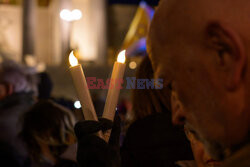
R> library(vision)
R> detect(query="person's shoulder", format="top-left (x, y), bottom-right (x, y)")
top-left (222, 144), bottom-right (250, 167)
top-left (127, 112), bottom-right (172, 133)
top-left (55, 158), bottom-right (78, 167)
top-left (123, 112), bottom-right (173, 145)
top-left (0, 92), bottom-right (34, 110)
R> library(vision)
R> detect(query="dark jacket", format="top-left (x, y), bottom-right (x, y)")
top-left (121, 112), bottom-right (194, 167)
top-left (31, 158), bottom-right (78, 167)
top-left (0, 141), bottom-right (30, 167)
top-left (0, 93), bottom-right (34, 166)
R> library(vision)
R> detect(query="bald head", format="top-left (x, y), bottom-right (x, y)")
top-left (148, 0), bottom-right (250, 160)
top-left (148, 0), bottom-right (250, 67)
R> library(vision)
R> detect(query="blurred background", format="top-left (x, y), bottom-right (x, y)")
top-left (0, 0), bottom-right (159, 110)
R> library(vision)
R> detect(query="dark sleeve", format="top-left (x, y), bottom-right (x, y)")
top-left (74, 119), bottom-right (121, 167)
top-left (55, 159), bottom-right (78, 167)
top-left (77, 135), bottom-right (120, 167)
top-left (121, 138), bottom-right (140, 167)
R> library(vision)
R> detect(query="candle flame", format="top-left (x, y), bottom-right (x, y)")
top-left (117, 50), bottom-right (126, 63)
top-left (69, 51), bottom-right (78, 67)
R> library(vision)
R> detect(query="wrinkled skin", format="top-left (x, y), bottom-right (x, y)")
top-left (185, 125), bottom-right (222, 167)
top-left (147, 0), bottom-right (250, 160)
top-left (191, 139), bottom-right (222, 167)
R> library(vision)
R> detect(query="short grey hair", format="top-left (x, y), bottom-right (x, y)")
top-left (0, 59), bottom-right (38, 95)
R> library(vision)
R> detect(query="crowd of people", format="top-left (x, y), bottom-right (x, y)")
top-left (0, 59), bottom-right (79, 167)
top-left (1, 0), bottom-right (250, 167)
top-left (0, 57), bottom-right (226, 167)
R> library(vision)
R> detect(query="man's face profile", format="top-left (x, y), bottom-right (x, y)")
top-left (148, 0), bottom-right (250, 160)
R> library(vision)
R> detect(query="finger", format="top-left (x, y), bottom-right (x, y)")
top-left (98, 118), bottom-right (113, 132)
top-left (74, 121), bottom-right (103, 139)
top-left (109, 114), bottom-right (121, 146)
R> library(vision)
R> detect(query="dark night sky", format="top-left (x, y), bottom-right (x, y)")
top-left (108, 0), bottom-right (160, 6)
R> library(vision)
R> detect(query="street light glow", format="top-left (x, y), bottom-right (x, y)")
top-left (60, 9), bottom-right (82, 22)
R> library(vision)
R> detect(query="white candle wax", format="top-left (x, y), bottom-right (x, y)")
top-left (69, 51), bottom-right (103, 138)
top-left (102, 50), bottom-right (126, 141)
top-left (70, 66), bottom-right (97, 120)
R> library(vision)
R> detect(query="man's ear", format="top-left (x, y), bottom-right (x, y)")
top-left (206, 22), bottom-right (246, 91)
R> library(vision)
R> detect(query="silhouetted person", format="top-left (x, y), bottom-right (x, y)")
top-left (121, 56), bottom-right (194, 167)
top-left (20, 100), bottom-right (77, 167)
top-left (0, 59), bottom-right (37, 166)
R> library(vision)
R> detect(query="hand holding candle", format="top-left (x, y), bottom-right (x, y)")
top-left (102, 50), bottom-right (126, 141)
top-left (69, 51), bottom-right (103, 138)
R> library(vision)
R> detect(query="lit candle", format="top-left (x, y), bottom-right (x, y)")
top-left (69, 51), bottom-right (103, 138)
top-left (102, 50), bottom-right (126, 141)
